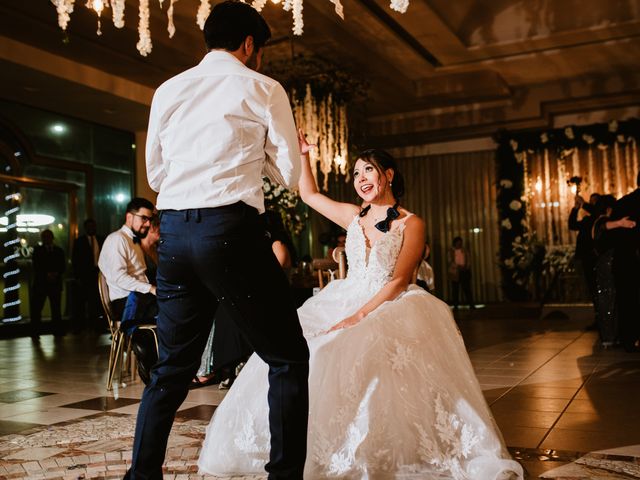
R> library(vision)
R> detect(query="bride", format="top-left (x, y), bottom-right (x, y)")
top-left (198, 132), bottom-right (523, 479)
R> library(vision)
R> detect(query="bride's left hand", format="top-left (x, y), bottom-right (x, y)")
top-left (327, 313), bottom-right (361, 333)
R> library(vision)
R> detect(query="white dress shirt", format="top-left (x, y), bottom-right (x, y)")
top-left (146, 50), bottom-right (301, 213)
top-left (98, 225), bottom-right (151, 301)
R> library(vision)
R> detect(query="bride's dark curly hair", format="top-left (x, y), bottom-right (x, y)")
top-left (356, 149), bottom-right (405, 200)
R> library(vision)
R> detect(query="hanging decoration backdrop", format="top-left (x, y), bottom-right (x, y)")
top-left (496, 118), bottom-right (640, 300)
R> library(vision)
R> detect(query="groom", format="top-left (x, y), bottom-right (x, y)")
top-left (125, 2), bottom-right (310, 479)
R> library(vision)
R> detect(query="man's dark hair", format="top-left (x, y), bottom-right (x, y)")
top-left (203, 1), bottom-right (271, 51)
top-left (452, 236), bottom-right (463, 245)
top-left (126, 197), bottom-right (154, 213)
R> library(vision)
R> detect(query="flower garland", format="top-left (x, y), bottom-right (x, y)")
top-left (265, 55), bottom-right (368, 191)
top-left (51, 0), bottom-right (411, 55)
top-left (263, 178), bottom-right (307, 236)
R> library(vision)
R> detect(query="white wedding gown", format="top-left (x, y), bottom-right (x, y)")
top-left (198, 216), bottom-right (523, 479)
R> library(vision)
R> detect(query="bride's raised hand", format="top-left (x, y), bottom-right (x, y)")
top-left (297, 129), bottom-right (315, 156)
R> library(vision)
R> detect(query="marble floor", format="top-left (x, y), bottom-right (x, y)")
top-left (0, 306), bottom-right (639, 479)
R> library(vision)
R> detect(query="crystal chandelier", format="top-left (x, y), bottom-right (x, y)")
top-left (50, 0), bottom-right (411, 56)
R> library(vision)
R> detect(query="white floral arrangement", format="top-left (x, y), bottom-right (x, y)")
top-left (501, 232), bottom-right (543, 287)
top-left (542, 245), bottom-right (575, 275)
top-left (263, 178), bottom-right (307, 236)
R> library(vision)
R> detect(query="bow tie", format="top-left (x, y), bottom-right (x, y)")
top-left (133, 236), bottom-right (141, 245)
top-left (374, 203), bottom-right (400, 233)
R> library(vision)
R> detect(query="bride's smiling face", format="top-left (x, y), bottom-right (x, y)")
top-left (353, 159), bottom-right (389, 203)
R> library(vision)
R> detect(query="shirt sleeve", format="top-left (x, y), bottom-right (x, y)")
top-left (146, 90), bottom-right (166, 193)
top-left (263, 82), bottom-right (301, 189)
top-left (98, 235), bottom-right (152, 295)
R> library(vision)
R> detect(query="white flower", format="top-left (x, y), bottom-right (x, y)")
top-left (509, 200), bottom-right (522, 211)
top-left (564, 127), bottom-right (575, 140)
top-left (499, 179), bottom-right (513, 189)
top-left (515, 152), bottom-right (524, 164)
top-left (540, 132), bottom-right (549, 143)
top-left (617, 135), bottom-right (625, 143)
top-left (504, 258), bottom-right (515, 269)
top-left (509, 139), bottom-right (518, 151)
top-left (582, 134), bottom-right (594, 144)
top-left (501, 218), bottom-right (512, 230)
top-left (609, 120), bottom-right (618, 132)
top-left (514, 236), bottom-right (522, 243)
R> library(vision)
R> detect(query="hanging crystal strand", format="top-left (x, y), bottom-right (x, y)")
top-left (632, 138), bottom-right (639, 188)
top-left (587, 145), bottom-right (595, 194)
top-left (320, 98), bottom-right (330, 190)
top-left (522, 151), bottom-right (532, 232)
top-left (625, 142), bottom-right (633, 193)
top-left (613, 142), bottom-right (624, 198)
top-left (52, 0), bottom-right (76, 31)
top-left (599, 145), bottom-right (610, 194)
top-left (282, 0), bottom-right (293, 11)
top-left (196, 0), bottom-right (211, 30)
top-left (556, 152), bottom-right (567, 244)
top-left (167, 0), bottom-right (178, 37)
top-left (341, 104), bottom-right (349, 181)
top-left (112, 0), bottom-right (125, 28)
top-left (325, 94), bottom-right (335, 189)
top-left (544, 148), bottom-right (553, 245)
top-left (571, 148), bottom-right (580, 176)
top-left (136, 0), bottom-right (152, 56)
top-left (291, 0), bottom-right (303, 35)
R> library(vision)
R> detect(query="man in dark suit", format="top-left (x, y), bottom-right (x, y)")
top-left (568, 192), bottom-right (600, 327)
top-left (71, 218), bottom-right (103, 333)
top-left (126, 3), bottom-right (309, 479)
top-left (611, 173), bottom-right (640, 351)
top-left (30, 229), bottom-right (66, 338)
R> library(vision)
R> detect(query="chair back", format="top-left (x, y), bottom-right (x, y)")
top-left (98, 271), bottom-right (117, 336)
top-left (331, 247), bottom-right (347, 280)
top-left (312, 258), bottom-right (340, 289)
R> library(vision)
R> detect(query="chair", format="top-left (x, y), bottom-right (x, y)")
top-left (313, 250), bottom-right (347, 289)
top-left (98, 271), bottom-right (128, 390)
top-left (98, 272), bottom-right (158, 390)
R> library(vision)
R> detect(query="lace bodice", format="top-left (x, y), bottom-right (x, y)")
top-left (344, 215), bottom-right (406, 293)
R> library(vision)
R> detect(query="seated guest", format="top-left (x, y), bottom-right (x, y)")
top-left (98, 197), bottom-right (158, 382)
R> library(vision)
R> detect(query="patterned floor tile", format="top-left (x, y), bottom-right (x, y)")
top-left (0, 390), bottom-right (54, 404)
top-left (59, 396), bottom-right (140, 411)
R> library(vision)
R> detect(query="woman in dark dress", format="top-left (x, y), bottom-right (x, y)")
top-left (592, 195), bottom-right (636, 347)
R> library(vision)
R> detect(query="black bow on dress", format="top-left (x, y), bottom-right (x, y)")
top-left (374, 203), bottom-right (400, 233)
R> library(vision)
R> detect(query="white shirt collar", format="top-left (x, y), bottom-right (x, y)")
top-left (120, 224), bottom-right (135, 239)
top-left (200, 50), bottom-right (245, 67)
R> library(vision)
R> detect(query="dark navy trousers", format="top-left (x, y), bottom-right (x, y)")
top-left (126, 202), bottom-right (309, 480)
